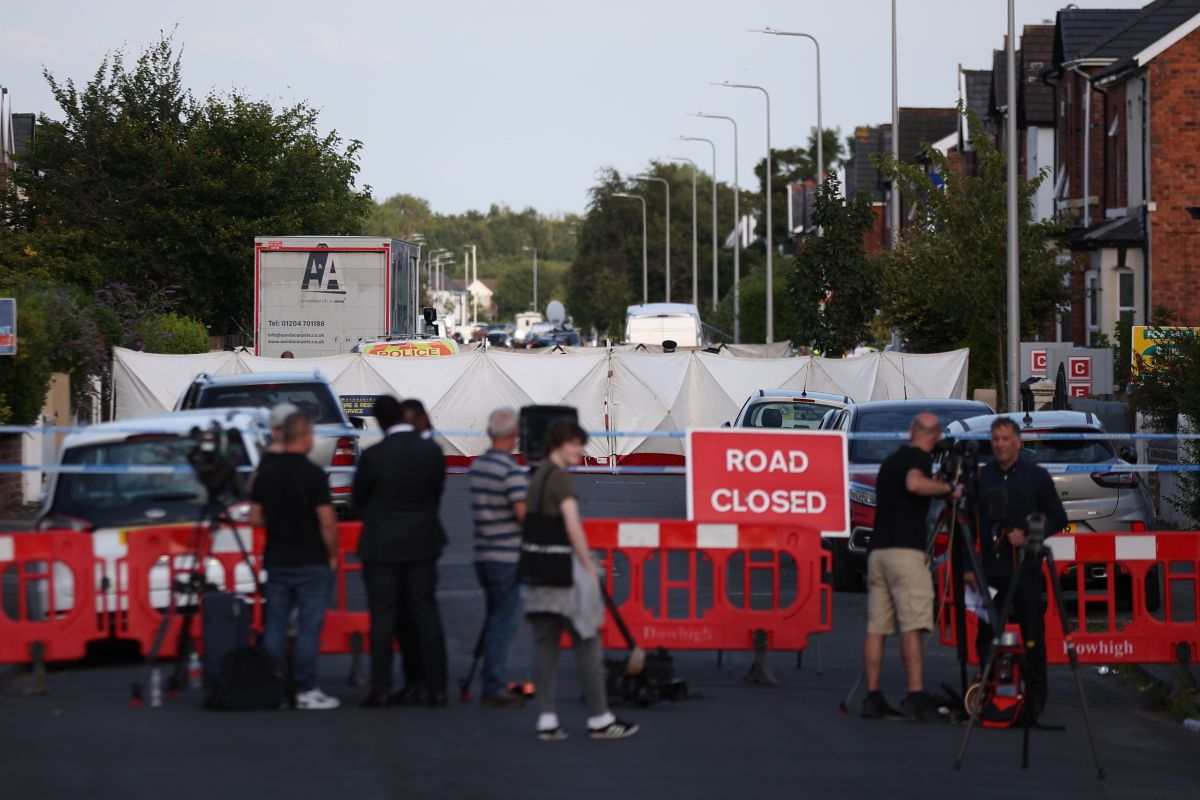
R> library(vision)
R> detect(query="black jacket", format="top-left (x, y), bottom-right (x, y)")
top-left (977, 454), bottom-right (1068, 579)
top-left (353, 431), bottom-right (447, 563)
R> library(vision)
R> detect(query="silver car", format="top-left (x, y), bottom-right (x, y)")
top-left (729, 389), bottom-right (854, 430)
top-left (945, 410), bottom-right (1158, 609)
top-left (175, 371), bottom-right (361, 517)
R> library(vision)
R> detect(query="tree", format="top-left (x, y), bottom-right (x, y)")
top-left (3, 34), bottom-right (372, 335)
top-left (707, 271), bottom-right (798, 346)
top-left (753, 127), bottom-right (848, 246)
top-left (874, 109), bottom-right (1071, 402)
top-left (134, 312), bottom-right (210, 354)
top-left (787, 174), bottom-right (880, 354)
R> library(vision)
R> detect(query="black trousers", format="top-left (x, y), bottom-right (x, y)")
top-left (975, 564), bottom-right (1048, 715)
top-left (362, 560), bottom-right (447, 697)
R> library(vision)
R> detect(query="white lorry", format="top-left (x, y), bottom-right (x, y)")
top-left (624, 303), bottom-right (704, 348)
top-left (254, 236), bottom-right (421, 357)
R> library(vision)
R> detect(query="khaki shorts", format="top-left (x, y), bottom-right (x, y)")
top-left (866, 548), bottom-right (934, 635)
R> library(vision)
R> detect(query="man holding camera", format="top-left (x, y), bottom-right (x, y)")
top-left (974, 417), bottom-right (1067, 723)
top-left (861, 412), bottom-right (961, 721)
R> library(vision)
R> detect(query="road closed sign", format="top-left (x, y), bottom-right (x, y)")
top-left (686, 429), bottom-right (849, 536)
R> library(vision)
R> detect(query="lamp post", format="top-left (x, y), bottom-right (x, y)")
top-left (633, 174), bottom-right (671, 302)
top-left (613, 193), bottom-right (648, 305)
top-left (1006, 0), bottom-right (1019, 411)
top-left (678, 135), bottom-right (719, 312)
top-left (668, 156), bottom-right (698, 304)
top-left (715, 81), bottom-right (773, 343)
top-left (462, 243), bottom-right (478, 326)
top-left (890, 0), bottom-right (900, 246)
top-left (522, 246), bottom-right (539, 312)
top-left (689, 112), bottom-right (740, 342)
top-left (751, 28), bottom-right (823, 184)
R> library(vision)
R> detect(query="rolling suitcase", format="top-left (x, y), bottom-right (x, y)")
top-left (200, 591), bottom-right (253, 696)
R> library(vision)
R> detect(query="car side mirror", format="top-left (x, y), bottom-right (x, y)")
top-left (349, 416), bottom-right (366, 430)
top-left (721, 421), bottom-right (731, 428)
top-left (1119, 445), bottom-right (1137, 464)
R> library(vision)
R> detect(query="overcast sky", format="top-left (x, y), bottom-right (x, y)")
top-left (2, 0), bottom-right (1138, 216)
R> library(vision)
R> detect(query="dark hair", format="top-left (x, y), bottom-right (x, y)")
top-left (282, 411), bottom-right (313, 444)
top-left (374, 395), bottom-right (403, 429)
top-left (543, 418), bottom-right (588, 455)
top-left (399, 399), bottom-right (430, 432)
top-left (990, 416), bottom-right (1022, 437)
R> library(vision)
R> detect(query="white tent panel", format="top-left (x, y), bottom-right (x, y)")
top-left (113, 348), bottom-right (241, 419)
top-left (793, 355), bottom-right (880, 402)
top-left (873, 350), bottom-right (969, 400)
top-left (608, 352), bottom-right (693, 457)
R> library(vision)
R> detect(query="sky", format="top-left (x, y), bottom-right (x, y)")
top-left (2, 0), bottom-right (1141, 217)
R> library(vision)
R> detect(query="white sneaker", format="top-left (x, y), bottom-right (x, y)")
top-left (295, 688), bottom-right (341, 710)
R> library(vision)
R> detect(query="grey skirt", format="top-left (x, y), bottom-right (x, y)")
top-left (521, 555), bottom-right (605, 640)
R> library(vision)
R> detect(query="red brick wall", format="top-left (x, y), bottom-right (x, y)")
top-left (1100, 81), bottom-right (1128, 213)
top-left (1056, 68), bottom-right (1109, 226)
top-left (1149, 27), bottom-right (1200, 325)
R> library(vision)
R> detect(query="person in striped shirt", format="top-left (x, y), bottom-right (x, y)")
top-left (468, 407), bottom-right (529, 707)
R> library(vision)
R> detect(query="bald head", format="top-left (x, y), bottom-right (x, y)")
top-left (909, 412), bottom-right (943, 453)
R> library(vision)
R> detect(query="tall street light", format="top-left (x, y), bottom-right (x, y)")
top-left (751, 28), bottom-right (823, 184)
top-left (634, 174), bottom-right (671, 302)
top-left (613, 192), bottom-right (648, 305)
top-left (890, 0), bottom-right (900, 247)
top-left (522, 245), bottom-right (539, 312)
top-left (716, 81), bottom-right (774, 343)
top-left (689, 111), bottom-right (740, 342)
top-left (668, 156), bottom-right (699, 305)
top-left (678, 135), bottom-right (719, 312)
top-left (1006, 0), bottom-right (1019, 411)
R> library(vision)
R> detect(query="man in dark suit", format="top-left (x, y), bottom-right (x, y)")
top-left (354, 395), bottom-right (449, 707)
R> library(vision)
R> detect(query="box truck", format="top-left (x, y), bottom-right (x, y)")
top-left (254, 236), bottom-right (421, 357)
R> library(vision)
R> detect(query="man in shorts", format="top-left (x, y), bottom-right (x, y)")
top-left (861, 412), bottom-right (960, 721)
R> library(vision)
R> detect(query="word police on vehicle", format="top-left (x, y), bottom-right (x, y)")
top-left (686, 429), bottom-right (849, 535)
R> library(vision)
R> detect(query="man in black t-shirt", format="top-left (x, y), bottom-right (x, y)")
top-left (251, 410), bottom-right (340, 710)
top-left (860, 412), bottom-right (960, 721)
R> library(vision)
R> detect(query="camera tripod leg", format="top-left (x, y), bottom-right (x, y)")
top-left (1043, 548), bottom-right (1106, 780)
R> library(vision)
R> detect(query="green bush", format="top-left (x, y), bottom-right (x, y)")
top-left (133, 313), bottom-right (210, 354)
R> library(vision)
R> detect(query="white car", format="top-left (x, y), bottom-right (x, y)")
top-left (34, 408), bottom-right (269, 616)
top-left (730, 389), bottom-right (854, 430)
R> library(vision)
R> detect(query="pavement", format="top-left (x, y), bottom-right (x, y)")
top-left (2, 475), bottom-right (1199, 799)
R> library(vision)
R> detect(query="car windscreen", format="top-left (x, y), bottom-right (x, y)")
top-left (849, 406), bottom-right (985, 464)
top-left (50, 435), bottom-right (250, 528)
top-left (197, 382), bottom-right (343, 424)
top-left (743, 401), bottom-right (838, 430)
top-left (965, 430), bottom-right (1117, 464)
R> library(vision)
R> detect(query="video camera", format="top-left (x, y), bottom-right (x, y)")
top-left (187, 421), bottom-right (244, 503)
top-left (935, 437), bottom-right (980, 483)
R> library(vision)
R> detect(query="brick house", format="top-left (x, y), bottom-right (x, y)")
top-left (1045, 0), bottom-right (1200, 344)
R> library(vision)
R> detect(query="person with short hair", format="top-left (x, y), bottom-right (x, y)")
top-left (251, 412), bottom-right (340, 710)
top-left (266, 402), bottom-right (300, 455)
top-left (520, 418), bottom-right (637, 741)
top-left (974, 416), bottom-right (1068, 723)
top-left (354, 395), bottom-right (449, 708)
top-left (861, 412), bottom-right (960, 721)
top-left (468, 407), bottom-right (529, 708)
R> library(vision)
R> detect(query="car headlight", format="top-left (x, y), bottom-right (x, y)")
top-left (849, 482), bottom-right (877, 508)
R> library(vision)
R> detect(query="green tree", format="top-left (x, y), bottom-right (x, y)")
top-left (133, 312), bottom-right (210, 354)
top-left (874, 109), bottom-right (1070, 403)
top-left (787, 175), bottom-right (880, 355)
top-left (753, 127), bottom-right (848, 246)
top-left (3, 34), bottom-right (371, 334)
top-left (707, 271), bottom-right (798, 346)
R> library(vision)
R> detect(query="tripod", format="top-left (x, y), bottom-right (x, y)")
top-left (953, 513), bottom-right (1105, 779)
top-left (135, 498), bottom-right (262, 703)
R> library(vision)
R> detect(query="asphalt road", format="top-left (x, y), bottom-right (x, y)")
top-left (2, 475), bottom-right (1198, 799)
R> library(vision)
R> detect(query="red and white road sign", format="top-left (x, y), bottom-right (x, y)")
top-left (1030, 349), bottom-right (1047, 376)
top-left (1069, 383), bottom-right (1090, 398)
top-left (1069, 356), bottom-right (1092, 381)
top-left (686, 429), bottom-right (849, 536)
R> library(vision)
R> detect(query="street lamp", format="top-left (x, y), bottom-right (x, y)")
top-left (522, 246), bottom-right (539, 312)
top-left (1005, 0), bottom-right (1020, 412)
top-left (613, 193), bottom-right (648, 305)
top-left (668, 156), bottom-right (699, 305)
top-left (633, 174), bottom-right (671, 303)
top-left (689, 111), bottom-right (741, 343)
top-left (715, 81), bottom-right (774, 344)
top-left (678, 135), bottom-right (719, 312)
top-left (462, 243), bottom-right (478, 326)
top-left (751, 28), bottom-right (823, 184)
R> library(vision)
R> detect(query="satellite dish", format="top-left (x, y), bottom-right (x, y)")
top-left (546, 300), bottom-right (566, 327)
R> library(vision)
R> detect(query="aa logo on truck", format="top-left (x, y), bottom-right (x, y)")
top-left (301, 252), bottom-right (347, 295)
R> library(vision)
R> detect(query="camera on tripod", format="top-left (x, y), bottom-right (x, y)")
top-left (187, 421), bottom-right (246, 504)
top-left (935, 437), bottom-right (980, 484)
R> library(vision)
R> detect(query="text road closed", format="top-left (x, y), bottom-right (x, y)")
top-left (686, 429), bottom-right (849, 535)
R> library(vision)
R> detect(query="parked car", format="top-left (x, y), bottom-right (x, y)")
top-left (819, 398), bottom-right (995, 591)
top-left (33, 408), bottom-right (269, 617)
top-left (175, 371), bottom-right (360, 518)
top-left (945, 410), bottom-right (1159, 610)
top-left (528, 330), bottom-right (582, 349)
top-left (730, 389), bottom-right (853, 430)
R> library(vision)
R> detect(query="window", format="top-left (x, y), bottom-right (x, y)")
top-left (1085, 272), bottom-right (1100, 344)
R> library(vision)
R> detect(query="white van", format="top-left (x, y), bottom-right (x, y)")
top-left (624, 303), bottom-right (704, 348)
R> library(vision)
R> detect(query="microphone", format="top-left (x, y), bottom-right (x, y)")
top-left (987, 486), bottom-right (1008, 524)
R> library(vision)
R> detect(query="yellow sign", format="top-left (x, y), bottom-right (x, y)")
top-left (1131, 326), bottom-right (1200, 373)
top-left (360, 339), bottom-right (459, 358)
